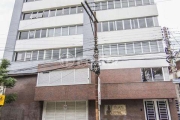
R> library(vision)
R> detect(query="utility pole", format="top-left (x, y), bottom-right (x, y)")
top-left (81, 1), bottom-right (100, 120)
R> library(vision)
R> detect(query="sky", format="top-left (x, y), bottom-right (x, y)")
top-left (0, 0), bottom-right (180, 59)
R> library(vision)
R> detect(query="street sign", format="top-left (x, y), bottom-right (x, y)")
top-left (98, 77), bottom-right (101, 105)
top-left (0, 95), bottom-right (5, 105)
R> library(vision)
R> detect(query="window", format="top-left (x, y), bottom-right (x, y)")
top-left (25, 52), bottom-right (32, 61)
top-left (35, 30), bottom-right (41, 38)
top-left (124, 20), bottom-right (131, 29)
top-left (115, 0), bottom-right (121, 8)
top-left (41, 29), bottom-right (47, 38)
top-left (70, 7), bottom-right (76, 14)
top-left (37, 11), bottom-right (43, 18)
top-left (136, 0), bottom-right (143, 6)
top-left (45, 50), bottom-right (52, 60)
top-left (26, 0), bottom-right (33, 2)
top-left (150, 41), bottom-right (158, 52)
top-left (23, 13), bottom-right (31, 20)
top-left (76, 47), bottom-right (83, 57)
top-left (62, 27), bottom-right (68, 36)
top-left (69, 26), bottom-right (76, 35)
top-left (142, 41), bottom-right (150, 53)
top-left (101, 1), bottom-right (107, 10)
top-left (103, 45), bottom-right (110, 56)
top-left (32, 51), bottom-right (38, 61)
top-left (31, 12), bottom-right (37, 19)
top-left (68, 48), bottom-right (75, 58)
top-left (158, 41), bottom-right (164, 52)
top-left (142, 68), bottom-right (163, 81)
top-left (64, 8), bottom-right (69, 15)
top-left (29, 30), bottom-right (35, 39)
top-left (129, 0), bottom-right (135, 6)
top-left (131, 19), bottom-right (139, 29)
top-left (126, 43), bottom-right (134, 54)
top-left (146, 17), bottom-right (154, 27)
top-left (61, 48), bottom-right (67, 59)
top-left (56, 9), bottom-right (63, 16)
top-left (49, 10), bottom-right (56, 17)
top-left (95, 3), bottom-right (100, 11)
top-left (38, 50), bottom-right (44, 60)
top-left (111, 44), bottom-right (118, 55)
top-left (122, 0), bottom-right (128, 8)
top-left (77, 6), bottom-right (83, 13)
top-left (116, 21), bottom-right (123, 30)
top-left (98, 45), bottom-right (103, 56)
top-left (16, 52), bottom-right (25, 61)
top-left (55, 28), bottom-right (61, 36)
top-left (143, 0), bottom-right (150, 5)
top-left (48, 28), bottom-right (54, 37)
top-left (19, 31), bottom-right (28, 39)
top-left (108, 1), bottom-right (114, 9)
top-left (77, 25), bottom-right (83, 34)
top-left (102, 22), bottom-right (109, 31)
top-left (53, 49), bottom-right (60, 59)
top-left (43, 10), bottom-right (49, 18)
top-left (152, 68), bottom-right (163, 81)
top-left (109, 21), bottom-right (115, 31)
top-left (134, 42), bottom-right (142, 54)
top-left (139, 18), bottom-right (146, 28)
top-left (119, 44), bottom-right (126, 55)
top-left (97, 23), bottom-right (101, 32)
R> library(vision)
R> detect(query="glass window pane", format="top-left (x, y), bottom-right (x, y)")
top-left (64, 8), bottom-right (69, 15)
top-left (77, 25), bottom-right (83, 34)
top-left (29, 30), bottom-right (35, 39)
top-left (142, 68), bottom-right (152, 81)
top-left (68, 48), bottom-right (75, 58)
top-left (32, 51), bottom-right (38, 61)
top-left (56, 9), bottom-right (63, 16)
top-left (136, 0), bottom-right (142, 6)
top-left (19, 31), bottom-right (28, 39)
top-left (142, 41), bottom-right (150, 53)
top-left (77, 6), bottom-right (83, 13)
top-left (118, 44), bottom-right (126, 55)
top-left (134, 42), bottom-right (142, 54)
top-left (131, 19), bottom-right (139, 29)
top-left (103, 45), bottom-right (110, 56)
top-left (70, 7), bottom-right (76, 14)
top-left (48, 28), bottom-right (54, 37)
top-left (102, 22), bottom-right (109, 32)
top-left (38, 50), bottom-right (44, 60)
top-left (45, 50), bottom-right (52, 60)
top-left (97, 23), bottom-right (101, 32)
top-left (150, 0), bottom-right (154, 4)
top-left (150, 41), bottom-right (158, 52)
top-left (109, 21), bottom-right (115, 31)
top-left (37, 11), bottom-right (43, 18)
top-left (27, 0), bottom-right (33, 2)
top-left (31, 12), bottom-right (37, 19)
top-left (122, 0), bottom-right (128, 8)
top-left (41, 29), bottom-right (47, 38)
top-left (55, 28), bottom-right (61, 36)
top-left (111, 44), bottom-right (118, 55)
top-left (143, 0), bottom-right (150, 5)
top-left (129, 0), bottom-right (135, 6)
top-left (76, 47), bottom-right (83, 57)
top-left (108, 1), bottom-right (114, 9)
top-left (146, 17), bottom-right (154, 27)
top-left (115, 0), bottom-right (121, 8)
top-left (62, 27), bottom-right (68, 36)
top-left (116, 21), bottom-right (123, 30)
top-left (158, 41), bottom-right (164, 52)
top-left (23, 13), bottom-right (31, 20)
top-left (124, 20), bottom-right (131, 30)
top-left (16, 52), bottom-right (25, 61)
top-left (95, 3), bottom-right (100, 11)
top-left (69, 26), bottom-right (76, 35)
top-left (98, 45), bottom-right (102, 56)
top-left (139, 18), bottom-right (146, 28)
top-left (152, 68), bottom-right (163, 81)
top-left (53, 49), bottom-right (60, 59)
top-left (61, 48), bottom-right (67, 59)
top-left (126, 43), bottom-right (134, 54)
top-left (102, 1), bottom-right (107, 10)
top-left (49, 10), bottom-right (56, 17)
top-left (43, 10), bottom-right (49, 18)
top-left (25, 51), bottom-right (32, 61)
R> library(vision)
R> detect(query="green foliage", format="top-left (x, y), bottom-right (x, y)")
top-left (0, 59), bottom-right (10, 69)
top-left (4, 77), bottom-right (16, 88)
top-left (5, 94), bottom-right (17, 104)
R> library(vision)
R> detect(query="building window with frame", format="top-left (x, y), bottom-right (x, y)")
top-left (124, 20), bottom-right (131, 30)
top-left (111, 44), bottom-right (118, 55)
top-left (77, 6), bottom-right (83, 13)
top-left (48, 28), bottom-right (54, 37)
top-left (62, 27), bottom-right (69, 36)
top-left (108, 1), bottom-right (114, 9)
top-left (129, 0), bottom-right (135, 7)
top-left (77, 25), bottom-right (83, 34)
top-left (23, 13), bottom-right (31, 20)
top-left (32, 51), bottom-right (38, 61)
top-left (19, 31), bottom-right (29, 40)
top-left (41, 29), bottom-right (47, 38)
top-left (76, 47), bottom-right (83, 57)
top-left (122, 0), bottom-right (128, 8)
top-left (25, 52), bottom-right (32, 61)
top-left (102, 22), bottom-right (109, 32)
top-left (69, 26), bottom-right (76, 35)
top-left (35, 30), bottom-right (41, 38)
top-left (70, 7), bottom-right (77, 14)
top-left (29, 30), bottom-right (35, 39)
top-left (38, 50), bottom-right (44, 60)
top-left (49, 10), bottom-right (56, 17)
top-left (45, 50), bottom-right (52, 60)
top-left (43, 10), bottom-right (49, 18)
top-left (56, 9), bottom-right (63, 16)
top-left (118, 44), bottom-right (126, 55)
top-left (115, 0), bottom-right (121, 8)
top-left (53, 49), bottom-right (60, 60)
top-left (55, 28), bottom-right (61, 36)
top-left (15, 52), bottom-right (25, 61)
top-left (139, 18), bottom-right (146, 28)
top-left (103, 45), bottom-right (110, 56)
top-left (101, 1), bottom-right (107, 10)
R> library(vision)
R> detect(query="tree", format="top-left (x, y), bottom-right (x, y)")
top-left (0, 59), bottom-right (17, 104)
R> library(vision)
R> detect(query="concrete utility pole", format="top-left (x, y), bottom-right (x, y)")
top-left (81, 1), bottom-right (100, 120)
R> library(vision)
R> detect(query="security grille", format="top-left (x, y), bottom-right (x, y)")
top-left (157, 101), bottom-right (169, 120)
top-left (145, 101), bottom-right (156, 120)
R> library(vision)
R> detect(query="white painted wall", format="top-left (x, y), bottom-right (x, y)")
top-left (19, 14), bottom-right (83, 31)
top-left (22, 0), bottom-right (83, 12)
top-left (97, 5), bottom-right (158, 22)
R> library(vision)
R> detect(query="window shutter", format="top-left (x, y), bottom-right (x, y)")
top-left (55, 102), bottom-right (65, 120)
top-left (75, 68), bottom-right (89, 84)
top-left (76, 101), bottom-right (87, 120)
top-left (145, 101), bottom-right (157, 120)
top-left (46, 102), bottom-right (55, 120)
top-left (157, 101), bottom-right (169, 120)
top-left (61, 70), bottom-right (74, 85)
top-left (66, 102), bottom-right (75, 120)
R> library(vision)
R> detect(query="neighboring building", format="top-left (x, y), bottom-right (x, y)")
top-left (2, 0), bottom-right (178, 120)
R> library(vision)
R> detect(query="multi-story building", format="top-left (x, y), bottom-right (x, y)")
top-left (2, 0), bottom-right (178, 119)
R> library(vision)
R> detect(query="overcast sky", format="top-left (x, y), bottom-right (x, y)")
top-left (0, 0), bottom-right (180, 59)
